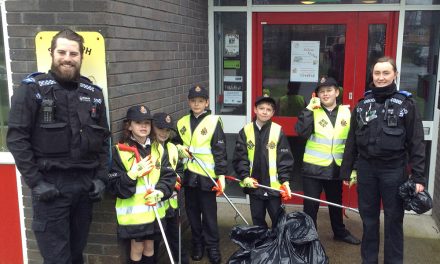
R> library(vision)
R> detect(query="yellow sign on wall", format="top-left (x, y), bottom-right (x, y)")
top-left (35, 31), bottom-right (108, 103)
top-left (35, 31), bottom-right (109, 120)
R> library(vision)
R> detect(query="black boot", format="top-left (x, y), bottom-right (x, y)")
top-left (141, 254), bottom-right (154, 264)
top-left (207, 248), bottom-right (221, 264)
top-left (130, 258), bottom-right (142, 264)
top-left (191, 244), bottom-right (204, 261)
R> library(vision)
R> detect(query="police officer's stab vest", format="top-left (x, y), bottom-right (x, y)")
top-left (166, 142), bottom-right (179, 209)
top-left (243, 122), bottom-right (282, 189)
top-left (177, 114), bottom-right (221, 179)
top-left (115, 142), bottom-right (167, 226)
top-left (23, 72), bottom-right (107, 160)
top-left (303, 106), bottom-right (351, 166)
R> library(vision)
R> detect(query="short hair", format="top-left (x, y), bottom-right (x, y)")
top-left (50, 29), bottom-right (84, 56)
top-left (371, 56), bottom-right (397, 73)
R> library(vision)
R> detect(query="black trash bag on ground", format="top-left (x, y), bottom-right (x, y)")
top-left (228, 207), bottom-right (328, 264)
top-left (399, 179), bottom-right (432, 214)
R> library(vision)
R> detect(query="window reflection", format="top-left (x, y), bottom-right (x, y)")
top-left (214, 12), bottom-right (247, 115)
top-left (400, 11), bottom-right (440, 121)
top-left (253, 0), bottom-right (400, 4)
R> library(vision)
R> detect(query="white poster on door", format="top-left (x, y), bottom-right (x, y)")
top-left (224, 34), bottom-right (239, 57)
top-left (290, 41), bottom-right (320, 82)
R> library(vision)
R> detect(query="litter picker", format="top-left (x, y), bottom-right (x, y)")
top-left (117, 143), bottom-right (175, 263)
top-left (225, 175), bottom-right (360, 214)
top-left (190, 155), bottom-right (249, 225)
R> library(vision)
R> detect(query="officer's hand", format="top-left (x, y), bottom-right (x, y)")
top-left (280, 181), bottom-right (292, 202)
top-left (415, 183), bottom-right (425, 193)
top-left (127, 156), bottom-right (154, 180)
top-left (175, 175), bottom-right (182, 192)
top-left (240, 177), bottom-right (258, 188)
top-left (144, 189), bottom-right (164, 206)
top-left (89, 179), bottom-right (106, 202)
top-left (306, 93), bottom-right (321, 111)
top-left (177, 145), bottom-right (192, 159)
top-left (212, 175), bottom-right (225, 196)
top-left (32, 180), bottom-right (60, 202)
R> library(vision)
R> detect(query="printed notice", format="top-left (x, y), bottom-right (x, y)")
top-left (290, 41), bottom-right (320, 82)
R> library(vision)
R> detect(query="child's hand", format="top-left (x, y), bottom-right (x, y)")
top-left (127, 156), bottom-right (153, 180)
top-left (306, 93), bottom-right (321, 111)
top-left (177, 145), bottom-right (192, 159)
top-left (280, 181), bottom-right (292, 201)
top-left (240, 177), bottom-right (258, 188)
top-left (212, 175), bottom-right (225, 196)
top-left (144, 189), bottom-right (164, 206)
top-left (175, 175), bottom-right (182, 191)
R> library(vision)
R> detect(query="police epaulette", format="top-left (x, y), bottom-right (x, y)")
top-left (79, 82), bottom-right (102, 92)
top-left (398, 90), bottom-right (412, 98)
top-left (80, 75), bottom-right (92, 83)
top-left (22, 72), bottom-right (44, 84)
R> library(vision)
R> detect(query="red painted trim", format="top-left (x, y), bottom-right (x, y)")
top-left (0, 165), bottom-right (23, 263)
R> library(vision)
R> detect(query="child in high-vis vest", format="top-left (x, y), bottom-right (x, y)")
top-left (233, 94), bottom-right (294, 228)
top-left (173, 85), bottom-right (227, 264)
top-left (151, 112), bottom-right (189, 264)
top-left (108, 105), bottom-right (176, 264)
top-left (296, 77), bottom-right (360, 245)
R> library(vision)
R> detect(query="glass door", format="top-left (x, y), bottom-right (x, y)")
top-left (253, 12), bottom-right (398, 206)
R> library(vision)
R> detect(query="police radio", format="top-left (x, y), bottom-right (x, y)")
top-left (41, 98), bottom-right (55, 123)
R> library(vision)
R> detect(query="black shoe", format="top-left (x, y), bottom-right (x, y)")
top-left (191, 245), bottom-right (204, 261)
top-left (334, 233), bottom-right (361, 245)
top-left (207, 248), bottom-right (221, 264)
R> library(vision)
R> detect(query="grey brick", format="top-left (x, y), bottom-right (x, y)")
top-left (23, 13), bottom-right (56, 25)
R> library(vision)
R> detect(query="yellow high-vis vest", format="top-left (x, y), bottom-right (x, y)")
top-left (115, 142), bottom-right (167, 226)
top-left (177, 114), bottom-right (221, 179)
top-left (303, 106), bottom-right (351, 166)
top-left (243, 122), bottom-right (282, 189)
top-left (166, 142), bottom-right (179, 209)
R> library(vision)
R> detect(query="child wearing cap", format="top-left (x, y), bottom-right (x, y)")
top-left (107, 105), bottom-right (176, 264)
top-left (151, 112), bottom-right (189, 264)
top-left (296, 77), bottom-right (360, 245)
top-left (173, 85), bottom-right (227, 264)
top-left (232, 94), bottom-right (294, 228)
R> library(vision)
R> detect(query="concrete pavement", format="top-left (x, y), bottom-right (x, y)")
top-left (160, 203), bottom-right (440, 264)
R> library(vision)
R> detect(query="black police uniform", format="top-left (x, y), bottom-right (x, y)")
top-left (173, 109), bottom-right (227, 261)
top-left (296, 105), bottom-right (354, 239)
top-left (7, 71), bottom-right (109, 264)
top-left (340, 83), bottom-right (425, 264)
top-left (233, 120), bottom-right (293, 228)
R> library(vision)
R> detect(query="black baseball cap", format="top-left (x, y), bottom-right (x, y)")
top-left (125, 105), bottom-right (153, 121)
top-left (255, 94), bottom-right (276, 107)
top-left (315, 77), bottom-right (338, 93)
top-left (188, 85), bottom-right (209, 99)
top-left (153, 112), bottom-right (176, 131)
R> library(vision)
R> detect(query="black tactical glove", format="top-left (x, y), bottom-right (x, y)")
top-left (32, 181), bottom-right (60, 202)
top-left (89, 179), bottom-right (106, 202)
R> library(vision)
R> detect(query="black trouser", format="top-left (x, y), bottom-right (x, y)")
top-left (249, 195), bottom-right (281, 229)
top-left (154, 212), bottom-right (189, 264)
top-left (184, 186), bottom-right (219, 249)
top-left (303, 177), bottom-right (348, 237)
top-left (357, 158), bottom-right (406, 264)
top-left (32, 170), bottom-right (94, 264)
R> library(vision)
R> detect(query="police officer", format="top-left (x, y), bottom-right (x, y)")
top-left (7, 29), bottom-right (109, 264)
top-left (341, 57), bottom-right (426, 264)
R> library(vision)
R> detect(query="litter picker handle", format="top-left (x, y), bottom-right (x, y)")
top-left (117, 143), bottom-right (141, 162)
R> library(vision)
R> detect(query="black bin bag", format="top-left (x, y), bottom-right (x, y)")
top-left (399, 179), bottom-right (432, 214)
top-left (228, 207), bottom-right (329, 264)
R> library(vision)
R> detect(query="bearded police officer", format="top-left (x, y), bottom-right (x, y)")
top-left (7, 29), bottom-right (109, 264)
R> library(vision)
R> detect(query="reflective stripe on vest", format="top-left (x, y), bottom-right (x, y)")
top-left (115, 142), bottom-right (167, 225)
top-left (303, 106), bottom-right (350, 166)
top-left (243, 122), bottom-right (282, 189)
top-left (177, 114), bottom-right (221, 179)
top-left (166, 142), bottom-right (179, 209)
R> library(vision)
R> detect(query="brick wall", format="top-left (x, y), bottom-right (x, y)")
top-left (6, 0), bottom-right (208, 263)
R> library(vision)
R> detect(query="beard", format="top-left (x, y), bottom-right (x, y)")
top-left (50, 59), bottom-right (81, 82)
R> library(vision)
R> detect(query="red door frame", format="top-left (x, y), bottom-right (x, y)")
top-left (252, 12), bottom-right (398, 207)
top-left (252, 12), bottom-right (398, 135)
